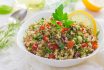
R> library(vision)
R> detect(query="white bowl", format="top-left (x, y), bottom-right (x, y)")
top-left (17, 11), bottom-right (104, 67)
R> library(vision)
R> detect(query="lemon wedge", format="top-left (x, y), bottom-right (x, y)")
top-left (68, 10), bottom-right (97, 36)
top-left (82, 0), bottom-right (102, 12)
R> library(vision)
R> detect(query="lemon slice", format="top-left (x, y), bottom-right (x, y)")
top-left (68, 10), bottom-right (97, 36)
top-left (82, 0), bottom-right (102, 12)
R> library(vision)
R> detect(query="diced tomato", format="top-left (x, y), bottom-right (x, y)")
top-left (46, 24), bottom-right (50, 29)
top-left (56, 21), bottom-right (62, 26)
top-left (32, 43), bottom-right (38, 51)
top-left (67, 40), bottom-right (75, 48)
top-left (48, 43), bottom-right (58, 50)
top-left (82, 43), bottom-right (88, 48)
top-left (43, 35), bottom-right (49, 42)
top-left (39, 25), bottom-right (45, 30)
top-left (61, 28), bottom-right (69, 33)
top-left (92, 41), bottom-right (98, 50)
top-left (48, 54), bottom-right (55, 59)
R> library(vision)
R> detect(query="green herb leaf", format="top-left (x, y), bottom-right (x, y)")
top-left (44, 47), bottom-right (52, 53)
top-left (63, 20), bottom-right (74, 28)
top-left (52, 4), bottom-right (68, 21)
top-left (59, 43), bottom-right (65, 49)
top-left (33, 34), bottom-right (43, 41)
top-left (52, 4), bottom-right (74, 28)
top-left (51, 19), bottom-right (61, 29)
top-left (51, 19), bottom-right (56, 24)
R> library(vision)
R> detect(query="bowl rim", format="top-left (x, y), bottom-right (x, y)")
top-left (16, 10), bottom-right (103, 61)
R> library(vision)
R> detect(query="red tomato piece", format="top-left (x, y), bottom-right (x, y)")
top-left (61, 28), bottom-right (69, 33)
top-left (67, 40), bottom-right (75, 48)
top-left (48, 43), bottom-right (58, 50)
top-left (43, 35), bottom-right (49, 42)
top-left (48, 54), bottom-right (55, 59)
top-left (82, 43), bottom-right (88, 48)
top-left (39, 25), bottom-right (45, 30)
top-left (92, 41), bottom-right (98, 50)
top-left (56, 21), bottom-right (62, 26)
top-left (32, 43), bottom-right (38, 51)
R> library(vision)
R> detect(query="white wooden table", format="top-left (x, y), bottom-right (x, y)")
top-left (0, 0), bottom-right (104, 70)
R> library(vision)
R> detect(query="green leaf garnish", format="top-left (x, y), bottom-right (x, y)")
top-left (52, 4), bottom-right (74, 28)
top-left (53, 4), bottom-right (68, 21)
top-left (51, 19), bottom-right (56, 24)
top-left (63, 20), bottom-right (74, 28)
top-left (51, 19), bottom-right (61, 29)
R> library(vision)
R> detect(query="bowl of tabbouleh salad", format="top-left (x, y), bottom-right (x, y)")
top-left (17, 4), bottom-right (103, 67)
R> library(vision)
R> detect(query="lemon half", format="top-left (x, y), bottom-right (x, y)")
top-left (82, 0), bottom-right (102, 12)
top-left (68, 10), bottom-right (97, 36)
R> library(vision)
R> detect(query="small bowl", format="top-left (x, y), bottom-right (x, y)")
top-left (17, 11), bottom-right (104, 67)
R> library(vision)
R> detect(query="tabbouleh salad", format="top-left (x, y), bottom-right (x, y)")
top-left (24, 5), bottom-right (98, 60)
